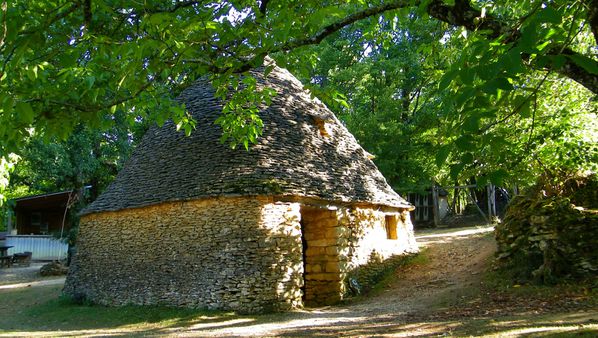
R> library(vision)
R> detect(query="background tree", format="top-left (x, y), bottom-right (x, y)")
top-left (0, 110), bottom-right (143, 234)
top-left (286, 3), bottom-right (596, 191)
top-left (289, 13), bottom-right (456, 193)
top-left (8, 110), bottom-right (143, 200)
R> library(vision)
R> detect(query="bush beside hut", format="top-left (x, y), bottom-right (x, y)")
top-left (495, 174), bottom-right (598, 284)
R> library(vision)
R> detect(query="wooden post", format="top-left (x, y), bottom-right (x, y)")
top-left (432, 184), bottom-right (440, 227)
top-left (490, 184), bottom-right (496, 219)
top-left (6, 209), bottom-right (12, 234)
top-left (487, 184), bottom-right (493, 221)
top-left (468, 189), bottom-right (489, 223)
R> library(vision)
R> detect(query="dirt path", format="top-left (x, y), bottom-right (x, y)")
top-left (167, 225), bottom-right (498, 337)
top-left (3, 226), bottom-right (594, 337)
top-left (0, 263), bottom-right (65, 288)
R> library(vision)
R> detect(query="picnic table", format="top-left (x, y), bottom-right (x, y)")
top-left (0, 245), bottom-right (13, 268)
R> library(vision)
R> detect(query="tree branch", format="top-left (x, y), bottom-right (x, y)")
top-left (83, 0), bottom-right (92, 28)
top-left (0, 1), bottom-right (7, 50)
top-left (426, 0), bottom-right (598, 94)
top-left (144, 1), bottom-right (202, 14)
top-left (37, 82), bottom-right (154, 114)
top-left (427, 0), bottom-right (509, 40)
top-left (480, 71), bottom-right (551, 134)
top-left (587, 0), bottom-right (598, 43)
top-left (20, 2), bottom-right (81, 35)
top-left (281, 0), bottom-right (415, 51)
top-left (550, 47), bottom-right (598, 94)
top-left (207, 0), bottom-right (597, 94)
top-left (202, 0), bottom-right (416, 75)
top-left (258, 0), bottom-right (270, 16)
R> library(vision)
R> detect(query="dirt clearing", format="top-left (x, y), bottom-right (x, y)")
top-left (1, 225), bottom-right (596, 337)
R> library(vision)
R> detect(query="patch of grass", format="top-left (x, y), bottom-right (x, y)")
top-left (408, 248), bottom-right (430, 265)
top-left (0, 285), bottom-right (235, 335)
top-left (353, 249), bottom-right (430, 298)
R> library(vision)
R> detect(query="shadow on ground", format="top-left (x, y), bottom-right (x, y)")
top-left (1, 225), bottom-right (597, 337)
top-left (2, 289), bottom-right (596, 338)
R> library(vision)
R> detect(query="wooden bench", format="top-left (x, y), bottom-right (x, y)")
top-left (0, 255), bottom-right (12, 268)
top-left (12, 252), bottom-right (32, 267)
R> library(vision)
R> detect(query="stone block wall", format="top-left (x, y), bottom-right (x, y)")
top-left (299, 204), bottom-right (418, 306)
top-left (64, 196), bottom-right (417, 313)
top-left (64, 196), bottom-right (304, 314)
top-left (337, 207), bottom-right (418, 296)
top-left (301, 207), bottom-right (344, 306)
top-left (340, 208), bottom-right (418, 269)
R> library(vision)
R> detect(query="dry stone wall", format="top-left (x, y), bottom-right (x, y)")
top-left (300, 205), bottom-right (418, 306)
top-left (301, 207), bottom-right (344, 306)
top-left (64, 196), bottom-right (417, 313)
top-left (64, 196), bottom-right (304, 314)
top-left (338, 207), bottom-right (418, 294)
top-left (341, 208), bottom-right (418, 268)
top-left (340, 208), bottom-right (418, 293)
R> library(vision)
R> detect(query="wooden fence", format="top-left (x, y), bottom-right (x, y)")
top-left (407, 192), bottom-right (433, 224)
top-left (408, 184), bottom-right (500, 227)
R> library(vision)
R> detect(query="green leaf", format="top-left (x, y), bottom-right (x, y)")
top-left (459, 68), bottom-right (475, 85)
top-left (26, 67), bottom-right (37, 81)
top-left (435, 145), bottom-right (451, 168)
top-left (264, 64), bottom-right (275, 77)
top-left (184, 124), bottom-right (193, 137)
top-left (15, 102), bottom-right (34, 124)
top-left (2, 96), bottom-right (14, 115)
top-left (85, 76), bottom-right (96, 90)
top-left (439, 69), bottom-right (458, 90)
top-left (550, 55), bottom-right (567, 69)
top-left (478, 63), bottom-right (499, 81)
top-left (536, 6), bottom-right (562, 24)
top-left (536, 40), bottom-right (551, 52)
top-left (566, 54), bottom-right (598, 75)
top-left (417, 0), bottom-right (434, 15)
top-left (518, 26), bottom-right (538, 53)
top-left (503, 48), bottom-right (525, 74)
top-left (513, 95), bottom-right (531, 118)
top-left (463, 115), bottom-right (480, 132)
top-left (481, 77), bottom-right (513, 95)
top-left (461, 152), bottom-right (473, 164)
top-left (455, 135), bottom-right (475, 151)
top-left (455, 87), bottom-right (476, 109)
top-left (487, 169), bottom-right (508, 185)
top-left (309, 7), bottom-right (346, 27)
top-left (450, 162), bottom-right (466, 180)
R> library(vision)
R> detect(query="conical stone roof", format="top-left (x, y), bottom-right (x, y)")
top-left (82, 64), bottom-right (412, 215)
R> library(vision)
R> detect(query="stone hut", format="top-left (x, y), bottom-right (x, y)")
top-left (64, 63), bottom-right (418, 313)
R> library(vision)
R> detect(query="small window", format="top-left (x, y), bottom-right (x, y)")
top-left (313, 117), bottom-right (332, 137)
top-left (31, 212), bottom-right (41, 227)
top-left (40, 223), bottom-right (49, 235)
top-left (385, 215), bottom-right (398, 240)
top-left (31, 212), bottom-right (48, 235)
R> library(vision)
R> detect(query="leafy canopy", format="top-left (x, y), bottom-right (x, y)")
top-left (0, 0), bottom-right (596, 193)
